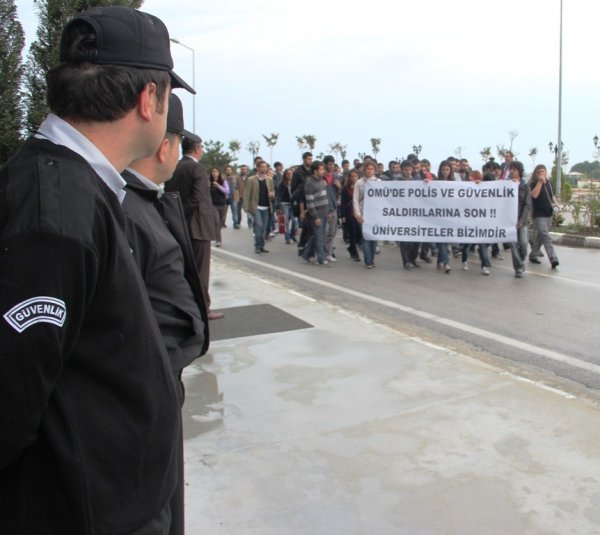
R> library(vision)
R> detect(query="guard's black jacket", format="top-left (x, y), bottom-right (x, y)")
top-left (122, 170), bottom-right (209, 372)
top-left (0, 139), bottom-right (180, 534)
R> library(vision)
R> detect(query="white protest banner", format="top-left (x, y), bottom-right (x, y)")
top-left (362, 180), bottom-right (518, 243)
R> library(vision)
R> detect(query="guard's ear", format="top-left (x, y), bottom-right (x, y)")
top-left (156, 137), bottom-right (171, 164)
top-left (137, 82), bottom-right (157, 122)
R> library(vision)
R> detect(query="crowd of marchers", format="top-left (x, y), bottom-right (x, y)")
top-left (207, 150), bottom-right (561, 278)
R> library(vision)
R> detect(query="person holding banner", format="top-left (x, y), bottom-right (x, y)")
top-left (398, 160), bottom-right (421, 269)
top-left (353, 161), bottom-right (381, 269)
top-left (507, 161), bottom-right (532, 278)
top-left (461, 171), bottom-right (493, 275)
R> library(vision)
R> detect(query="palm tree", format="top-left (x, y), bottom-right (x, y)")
top-left (296, 136), bottom-right (307, 155)
top-left (262, 133), bottom-right (279, 164)
top-left (528, 147), bottom-right (538, 167)
top-left (246, 140), bottom-right (260, 162)
top-left (370, 138), bottom-right (382, 159)
top-left (303, 134), bottom-right (317, 153)
top-left (508, 129), bottom-right (519, 152)
top-left (480, 147), bottom-right (492, 162)
top-left (228, 140), bottom-right (241, 162)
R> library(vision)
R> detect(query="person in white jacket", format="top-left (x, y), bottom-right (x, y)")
top-left (353, 161), bottom-right (381, 268)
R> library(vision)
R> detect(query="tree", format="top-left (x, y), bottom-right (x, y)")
top-left (228, 139), bottom-right (241, 162)
top-left (202, 140), bottom-right (234, 171)
top-left (23, 0), bottom-right (142, 134)
top-left (246, 139), bottom-right (260, 162)
top-left (303, 134), bottom-right (316, 152)
top-left (454, 146), bottom-right (465, 159)
top-left (261, 132), bottom-right (279, 164)
top-left (528, 147), bottom-right (538, 167)
top-left (329, 142), bottom-right (344, 162)
top-left (370, 137), bottom-right (381, 159)
top-left (496, 144), bottom-right (507, 159)
top-left (296, 135), bottom-right (307, 154)
top-left (479, 147), bottom-right (492, 162)
top-left (571, 160), bottom-right (600, 178)
top-left (0, 0), bottom-right (25, 164)
top-left (508, 129), bottom-right (519, 151)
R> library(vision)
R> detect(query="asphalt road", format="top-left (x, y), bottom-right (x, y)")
top-left (212, 220), bottom-right (600, 398)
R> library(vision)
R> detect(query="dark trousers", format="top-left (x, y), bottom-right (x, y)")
top-left (400, 242), bottom-right (419, 264)
top-left (346, 218), bottom-right (362, 257)
top-left (169, 379), bottom-right (186, 535)
top-left (192, 239), bottom-right (211, 310)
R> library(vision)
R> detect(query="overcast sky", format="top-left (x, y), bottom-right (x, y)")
top-left (15, 0), bottom-right (600, 171)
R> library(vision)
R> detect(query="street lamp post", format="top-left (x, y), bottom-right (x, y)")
top-left (170, 38), bottom-right (196, 133)
top-left (549, 141), bottom-right (564, 191)
top-left (555, 0), bottom-right (563, 199)
top-left (412, 144), bottom-right (422, 157)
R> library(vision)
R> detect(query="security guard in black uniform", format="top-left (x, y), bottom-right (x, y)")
top-left (0, 7), bottom-right (195, 535)
top-left (122, 93), bottom-right (209, 535)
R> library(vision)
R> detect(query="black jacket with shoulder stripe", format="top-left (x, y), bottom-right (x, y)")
top-left (0, 138), bottom-right (180, 535)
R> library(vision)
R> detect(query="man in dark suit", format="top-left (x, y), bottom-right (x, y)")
top-left (165, 138), bottom-right (224, 320)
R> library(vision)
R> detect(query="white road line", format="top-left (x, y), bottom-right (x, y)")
top-left (215, 250), bottom-right (600, 376)
top-left (476, 259), bottom-right (600, 289)
top-left (288, 290), bottom-right (316, 302)
top-left (499, 372), bottom-right (577, 399)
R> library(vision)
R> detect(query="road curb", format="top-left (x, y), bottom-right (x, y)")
top-left (550, 232), bottom-right (600, 249)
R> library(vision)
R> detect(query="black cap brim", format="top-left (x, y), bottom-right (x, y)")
top-left (179, 128), bottom-right (201, 143)
top-left (170, 71), bottom-right (195, 94)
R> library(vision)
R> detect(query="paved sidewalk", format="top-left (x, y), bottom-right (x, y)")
top-left (182, 259), bottom-right (600, 535)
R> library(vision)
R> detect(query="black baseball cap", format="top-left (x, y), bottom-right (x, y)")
top-left (167, 94), bottom-right (201, 143)
top-left (60, 6), bottom-right (195, 94)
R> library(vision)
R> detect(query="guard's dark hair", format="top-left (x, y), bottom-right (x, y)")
top-left (47, 21), bottom-right (170, 122)
top-left (302, 152), bottom-right (313, 160)
top-left (323, 155), bottom-right (335, 165)
top-left (181, 137), bottom-right (202, 154)
top-left (401, 159), bottom-right (413, 169)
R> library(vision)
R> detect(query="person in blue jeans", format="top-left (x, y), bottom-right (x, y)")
top-left (352, 161), bottom-right (381, 269)
top-left (507, 160), bottom-right (532, 278)
top-left (461, 171), bottom-right (492, 275)
top-left (276, 168), bottom-right (297, 244)
top-left (242, 161), bottom-right (275, 254)
top-left (303, 161), bottom-right (332, 266)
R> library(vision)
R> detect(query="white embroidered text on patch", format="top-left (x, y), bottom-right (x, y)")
top-left (3, 297), bottom-right (67, 333)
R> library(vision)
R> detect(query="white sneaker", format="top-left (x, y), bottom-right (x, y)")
top-left (462, 262), bottom-right (469, 271)
top-left (326, 255), bottom-right (337, 263)
top-left (482, 266), bottom-right (490, 276)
